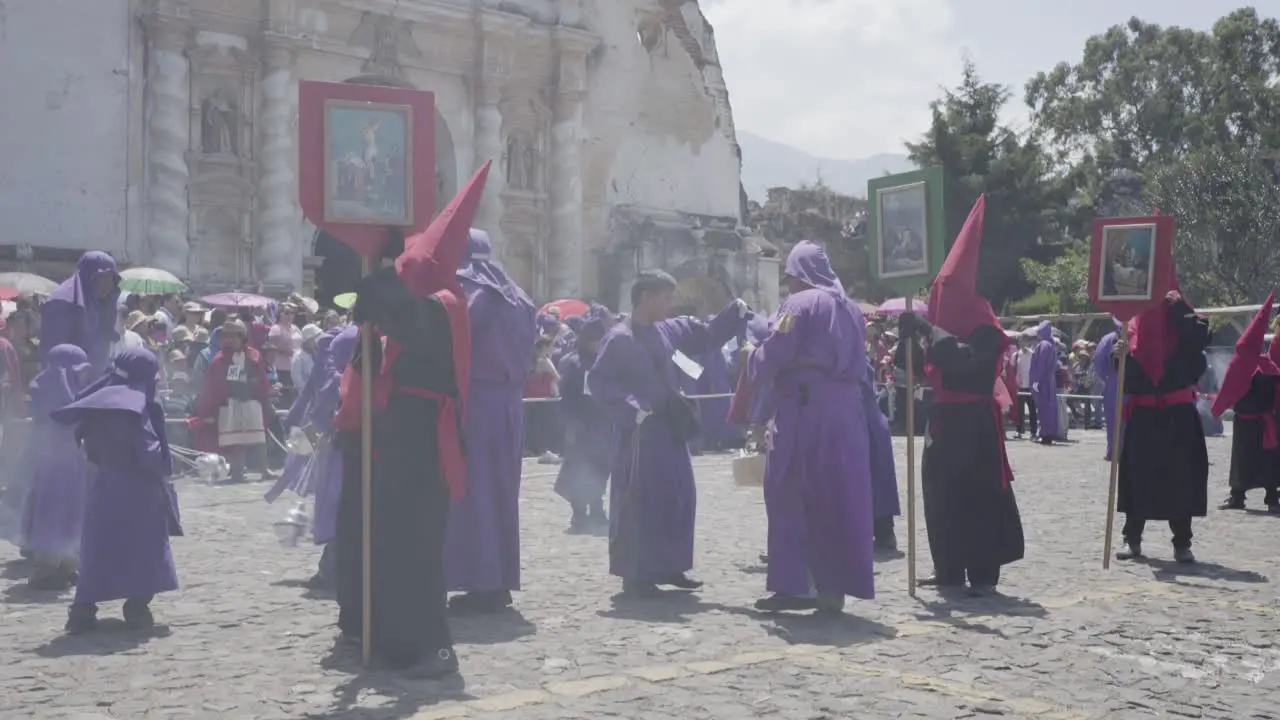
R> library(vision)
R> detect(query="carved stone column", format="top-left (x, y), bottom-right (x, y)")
top-left (473, 79), bottom-right (506, 253)
top-left (548, 28), bottom-right (597, 298)
top-left (257, 40), bottom-right (300, 287)
top-left (143, 12), bottom-right (192, 275)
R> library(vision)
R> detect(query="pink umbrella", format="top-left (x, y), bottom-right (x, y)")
top-left (201, 292), bottom-right (274, 309)
top-left (875, 298), bottom-right (928, 316)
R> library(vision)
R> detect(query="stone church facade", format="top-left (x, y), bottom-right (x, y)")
top-left (0, 0), bottom-right (778, 312)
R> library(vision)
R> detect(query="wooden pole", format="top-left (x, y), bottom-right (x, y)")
top-left (1102, 348), bottom-right (1127, 569)
top-left (904, 298), bottom-right (917, 597)
top-left (360, 254), bottom-right (374, 665)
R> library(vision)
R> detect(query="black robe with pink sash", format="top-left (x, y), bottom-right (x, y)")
top-left (898, 324), bottom-right (1024, 574)
top-left (1117, 300), bottom-right (1211, 520)
top-left (1228, 374), bottom-right (1279, 496)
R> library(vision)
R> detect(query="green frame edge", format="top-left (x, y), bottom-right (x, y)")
top-left (866, 166), bottom-right (947, 299)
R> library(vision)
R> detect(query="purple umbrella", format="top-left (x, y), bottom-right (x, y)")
top-left (875, 298), bottom-right (928, 316)
top-left (201, 292), bottom-right (274, 309)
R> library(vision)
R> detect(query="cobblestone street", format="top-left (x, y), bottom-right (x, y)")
top-left (3, 429), bottom-right (1279, 719)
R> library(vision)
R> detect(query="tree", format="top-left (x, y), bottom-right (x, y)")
top-left (1019, 242), bottom-right (1091, 314)
top-left (1146, 144), bottom-right (1280, 307)
top-left (906, 59), bottom-right (1073, 310)
top-left (1026, 9), bottom-right (1280, 175)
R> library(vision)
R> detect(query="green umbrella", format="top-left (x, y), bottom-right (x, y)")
top-left (119, 267), bottom-right (187, 294)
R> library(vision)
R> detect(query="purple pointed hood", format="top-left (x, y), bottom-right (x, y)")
top-left (457, 229), bottom-right (534, 309)
top-left (785, 241), bottom-right (845, 296)
top-left (51, 347), bottom-right (170, 473)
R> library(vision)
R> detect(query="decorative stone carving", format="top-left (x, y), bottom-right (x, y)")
top-left (200, 89), bottom-right (238, 155)
top-left (504, 132), bottom-right (541, 191)
top-left (348, 11), bottom-right (421, 79)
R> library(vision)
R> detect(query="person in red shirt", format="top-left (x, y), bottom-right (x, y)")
top-left (524, 337), bottom-right (559, 456)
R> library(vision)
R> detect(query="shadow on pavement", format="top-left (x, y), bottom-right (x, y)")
top-left (1140, 556), bottom-right (1268, 585)
top-left (451, 608), bottom-right (537, 644)
top-left (315, 638), bottom-right (472, 720)
top-left (599, 589), bottom-right (731, 624)
top-left (759, 611), bottom-right (896, 648)
top-left (32, 620), bottom-right (171, 658)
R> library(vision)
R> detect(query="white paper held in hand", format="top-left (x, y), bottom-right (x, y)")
top-left (672, 350), bottom-right (703, 380)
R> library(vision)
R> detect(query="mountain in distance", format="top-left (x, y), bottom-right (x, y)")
top-left (737, 130), bottom-right (914, 203)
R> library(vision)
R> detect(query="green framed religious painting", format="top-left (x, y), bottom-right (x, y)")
top-left (866, 167), bottom-right (946, 297)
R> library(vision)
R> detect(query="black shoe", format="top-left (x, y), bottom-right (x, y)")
top-left (123, 598), bottom-right (155, 630)
top-left (1174, 547), bottom-right (1196, 564)
top-left (758, 553), bottom-right (770, 564)
top-left (27, 566), bottom-right (74, 592)
top-left (753, 593), bottom-right (818, 612)
top-left (917, 576), bottom-right (965, 588)
top-left (448, 591), bottom-right (512, 615)
top-left (657, 573), bottom-right (703, 590)
top-left (1039, 437), bottom-right (1053, 446)
top-left (567, 514), bottom-right (590, 534)
top-left (65, 604), bottom-right (98, 635)
top-left (874, 534), bottom-right (898, 552)
top-left (621, 579), bottom-right (662, 597)
top-left (403, 647), bottom-right (461, 678)
top-left (1219, 495), bottom-right (1246, 510)
top-left (588, 503), bottom-right (609, 529)
top-left (1115, 542), bottom-right (1143, 561)
top-left (1269, 503), bottom-right (1280, 515)
top-left (968, 584), bottom-right (998, 597)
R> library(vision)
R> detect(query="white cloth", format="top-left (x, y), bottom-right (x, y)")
top-left (291, 350), bottom-right (315, 390)
top-left (1016, 348), bottom-right (1033, 389)
top-left (110, 330), bottom-right (144, 359)
top-left (218, 352), bottom-right (266, 446)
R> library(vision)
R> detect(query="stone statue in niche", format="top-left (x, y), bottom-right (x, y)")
top-left (505, 134), bottom-right (540, 191)
top-left (201, 90), bottom-right (238, 155)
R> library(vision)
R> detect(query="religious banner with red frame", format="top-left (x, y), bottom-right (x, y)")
top-left (298, 80), bottom-right (436, 259)
top-left (1087, 215), bottom-right (1176, 321)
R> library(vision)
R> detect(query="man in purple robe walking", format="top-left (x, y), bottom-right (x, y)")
top-left (589, 271), bottom-right (749, 596)
top-left (1029, 321), bottom-right (1061, 445)
top-left (1093, 320), bottom-right (1123, 460)
top-left (53, 348), bottom-right (180, 634)
top-left (747, 242), bottom-right (875, 612)
top-left (445, 228), bottom-right (538, 615)
top-left (40, 251), bottom-right (121, 374)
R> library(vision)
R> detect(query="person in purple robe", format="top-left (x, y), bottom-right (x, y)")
top-left (746, 242), bottom-right (874, 612)
top-left (18, 344), bottom-right (92, 590)
top-left (272, 328), bottom-right (338, 496)
top-left (40, 251), bottom-right (122, 374)
top-left (266, 325), bottom-right (353, 589)
top-left (1093, 320), bottom-right (1123, 461)
top-left (445, 228), bottom-right (538, 615)
top-left (53, 348), bottom-right (180, 634)
top-left (554, 317), bottom-right (612, 532)
top-left (863, 358), bottom-right (901, 552)
top-left (695, 321), bottom-right (737, 451)
top-left (588, 270), bottom-right (749, 596)
top-left (1029, 321), bottom-right (1061, 445)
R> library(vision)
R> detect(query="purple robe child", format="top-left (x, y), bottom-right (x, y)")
top-left (748, 241), bottom-right (874, 610)
top-left (271, 328), bottom-right (338, 499)
top-left (18, 344), bottom-right (92, 590)
top-left (40, 251), bottom-right (121, 375)
top-left (1093, 321), bottom-right (1122, 460)
top-left (863, 358), bottom-right (901, 547)
top-left (1029, 321), bottom-right (1061, 443)
top-left (52, 348), bottom-right (180, 634)
top-left (445, 229), bottom-right (537, 614)
top-left (589, 280), bottom-right (746, 594)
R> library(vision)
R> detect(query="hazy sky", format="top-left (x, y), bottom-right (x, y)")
top-left (702, 1), bottom-right (1278, 160)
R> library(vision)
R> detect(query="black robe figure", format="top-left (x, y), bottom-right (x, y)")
top-left (554, 316), bottom-right (613, 532)
top-left (1210, 293), bottom-right (1279, 513)
top-left (332, 162), bottom-right (491, 676)
top-left (896, 195), bottom-right (1024, 595)
top-left (1225, 375), bottom-right (1280, 511)
top-left (1115, 285), bottom-right (1211, 564)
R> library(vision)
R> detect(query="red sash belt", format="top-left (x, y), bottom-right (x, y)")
top-left (1122, 387), bottom-right (1196, 423)
top-left (1234, 412), bottom-right (1278, 449)
top-left (932, 388), bottom-right (1012, 489)
top-left (397, 385), bottom-right (466, 500)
